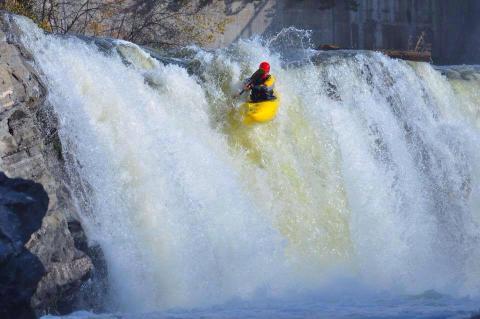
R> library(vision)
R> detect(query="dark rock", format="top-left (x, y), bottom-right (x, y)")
top-left (0, 172), bottom-right (48, 319)
top-left (74, 243), bottom-right (109, 313)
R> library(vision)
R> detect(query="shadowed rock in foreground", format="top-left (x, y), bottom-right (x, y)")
top-left (0, 173), bottom-right (47, 319)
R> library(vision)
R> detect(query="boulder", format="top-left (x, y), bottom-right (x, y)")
top-left (0, 172), bottom-right (47, 319)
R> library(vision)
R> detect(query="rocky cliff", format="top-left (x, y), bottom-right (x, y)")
top-left (0, 12), bottom-right (94, 318)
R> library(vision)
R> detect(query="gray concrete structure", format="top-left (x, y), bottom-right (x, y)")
top-left (209, 0), bottom-right (480, 65)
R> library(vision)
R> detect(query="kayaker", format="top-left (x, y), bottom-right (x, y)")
top-left (242, 62), bottom-right (276, 102)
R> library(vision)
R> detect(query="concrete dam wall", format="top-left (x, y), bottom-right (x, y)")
top-left (209, 0), bottom-right (480, 65)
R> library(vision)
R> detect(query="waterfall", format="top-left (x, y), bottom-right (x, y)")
top-left (15, 16), bottom-right (480, 314)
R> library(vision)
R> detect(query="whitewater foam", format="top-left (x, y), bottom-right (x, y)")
top-left (14, 15), bottom-right (480, 315)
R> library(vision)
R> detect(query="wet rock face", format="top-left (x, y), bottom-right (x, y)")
top-left (0, 13), bottom-right (94, 317)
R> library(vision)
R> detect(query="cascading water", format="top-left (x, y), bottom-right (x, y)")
top-left (13, 15), bottom-right (480, 318)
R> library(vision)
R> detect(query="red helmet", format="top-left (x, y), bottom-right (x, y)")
top-left (259, 61), bottom-right (270, 73)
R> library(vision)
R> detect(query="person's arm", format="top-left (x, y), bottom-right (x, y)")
top-left (234, 79), bottom-right (253, 97)
top-left (246, 69), bottom-right (264, 88)
top-left (243, 76), bottom-right (255, 90)
top-left (234, 69), bottom-right (263, 97)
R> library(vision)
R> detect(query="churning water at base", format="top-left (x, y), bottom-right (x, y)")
top-left (41, 292), bottom-right (480, 319)
top-left (12, 15), bottom-right (480, 319)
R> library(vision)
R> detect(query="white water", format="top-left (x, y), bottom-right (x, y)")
top-left (14, 16), bottom-right (480, 317)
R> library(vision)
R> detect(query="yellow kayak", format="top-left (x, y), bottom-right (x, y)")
top-left (242, 96), bottom-right (280, 124)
